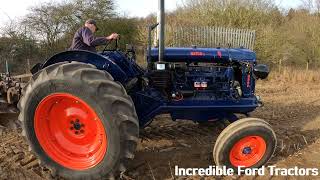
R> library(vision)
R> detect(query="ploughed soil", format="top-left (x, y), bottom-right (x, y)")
top-left (0, 80), bottom-right (320, 180)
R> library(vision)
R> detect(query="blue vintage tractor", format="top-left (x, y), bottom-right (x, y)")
top-left (18, 0), bottom-right (276, 179)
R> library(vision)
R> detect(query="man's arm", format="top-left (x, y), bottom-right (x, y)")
top-left (82, 28), bottom-right (108, 47)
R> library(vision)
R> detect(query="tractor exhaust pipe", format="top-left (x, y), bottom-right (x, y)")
top-left (158, 0), bottom-right (165, 63)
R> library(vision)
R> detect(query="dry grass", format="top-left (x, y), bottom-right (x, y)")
top-left (268, 67), bottom-right (320, 84)
top-left (256, 67), bottom-right (320, 106)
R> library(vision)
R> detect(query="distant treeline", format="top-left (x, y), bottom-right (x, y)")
top-left (1, 0), bottom-right (320, 74)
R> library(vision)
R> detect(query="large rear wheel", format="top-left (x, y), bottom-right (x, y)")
top-left (18, 62), bottom-right (139, 179)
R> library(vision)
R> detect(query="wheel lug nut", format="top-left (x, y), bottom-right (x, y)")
top-left (71, 121), bottom-right (74, 124)
top-left (70, 127), bottom-right (74, 130)
top-left (75, 131), bottom-right (79, 135)
top-left (81, 124), bottom-right (85, 128)
top-left (76, 119), bottom-right (79, 123)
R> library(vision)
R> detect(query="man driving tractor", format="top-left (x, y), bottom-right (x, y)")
top-left (69, 19), bottom-right (119, 52)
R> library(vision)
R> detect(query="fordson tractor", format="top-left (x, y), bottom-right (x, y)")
top-left (18, 0), bottom-right (276, 179)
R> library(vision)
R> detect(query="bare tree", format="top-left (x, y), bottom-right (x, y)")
top-left (74, 0), bottom-right (115, 20)
top-left (22, 2), bottom-right (77, 49)
top-left (315, 0), bottom-right (320, 12)
top-left (300, 0), bottom-right (314, 10)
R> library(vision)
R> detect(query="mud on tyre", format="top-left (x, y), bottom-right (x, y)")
top-left (18, 62), bottom-right (139, 179)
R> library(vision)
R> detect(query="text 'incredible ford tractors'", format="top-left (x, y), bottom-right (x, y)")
top-left (18, 0), bottom-right (276, 179)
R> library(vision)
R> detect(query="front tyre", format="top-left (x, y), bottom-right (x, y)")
top-left (213, 118), bottom-right (276, 171)
top-left (18, 62), bottom-right (139, 179)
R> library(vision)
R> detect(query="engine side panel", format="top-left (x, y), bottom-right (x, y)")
top-left (133, 60), bottom-right (259, 126)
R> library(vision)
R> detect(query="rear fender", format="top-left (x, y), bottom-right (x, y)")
top-left (38, 50), bottom-right (129, 83)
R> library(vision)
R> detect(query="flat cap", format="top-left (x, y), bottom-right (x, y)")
top-left (85, 19), bottom-right (99, 31)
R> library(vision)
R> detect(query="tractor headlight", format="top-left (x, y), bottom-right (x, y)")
top-left (253, 64), bottom-right (269, 80)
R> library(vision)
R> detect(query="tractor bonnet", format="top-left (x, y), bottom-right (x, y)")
top-left (150, 47), bottom-right (256, 63)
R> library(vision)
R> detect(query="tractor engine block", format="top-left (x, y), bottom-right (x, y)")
top-left (149, 63), bottom-right (243, 100)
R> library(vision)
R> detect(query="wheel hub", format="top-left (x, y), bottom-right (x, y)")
top-left (34, 93), bottom-right (108, 170)
top-left (73, 121), bottom-right (81, 130)
top-left (229, 136), bottom-right (266, 167)
top-left (242, 147), bottom-right (252, 155)
top-left (71, 119), bottom-right (85, 134)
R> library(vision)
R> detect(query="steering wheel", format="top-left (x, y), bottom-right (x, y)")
top-left (102, 35), bottom-right (120, 53)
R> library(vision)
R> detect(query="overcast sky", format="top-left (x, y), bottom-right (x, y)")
top-left (0, 0), bottom-right (302, 25)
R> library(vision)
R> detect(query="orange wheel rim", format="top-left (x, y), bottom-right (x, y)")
top-left (229, 136), bottom-right (266, 167)
top-left (34, 93), bottom-right (107, 170)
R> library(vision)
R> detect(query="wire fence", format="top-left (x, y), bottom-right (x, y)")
top-left (154, 26), bottom-right (256, 50)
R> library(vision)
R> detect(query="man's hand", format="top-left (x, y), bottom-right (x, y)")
top-left (106, 33), bottom-right (119, 40)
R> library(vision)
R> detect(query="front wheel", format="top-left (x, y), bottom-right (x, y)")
top-left (18, 62), bottom-right (139, 179)
top-left (213, 118), bottom-right (276, 171)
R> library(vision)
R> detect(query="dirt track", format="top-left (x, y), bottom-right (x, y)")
top-left (0, 80), bottom-right (320, 179)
